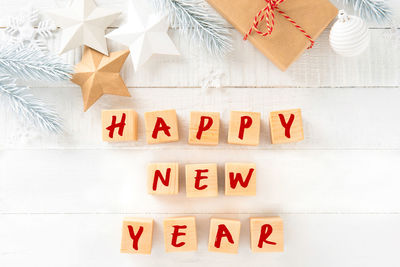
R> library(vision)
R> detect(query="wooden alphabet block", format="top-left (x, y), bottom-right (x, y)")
top-left (208, 218), bottom-right (241, 254)
top-left (188, 111), bottom-right (220, 146)
top-left (147, 163), bottom-right (179, 195)
top-left (121, 217), bottom-right (154, 254)
top-left (185, 164), bottom-right (218, 198)
top-left (269, 109), bottom-right (304, 144)
top-left (228, 111), bottom-right (261, 146)
top-left (163, 216), bottom-right (197, 252)
top-left (144, 109), bottom-right (179, 144)
top-left (250, 217), bottom-right (284, 252)
top-left (102, 109), bottom-right (137, 142)
top-left (225, 163), bottom-right (256, 196)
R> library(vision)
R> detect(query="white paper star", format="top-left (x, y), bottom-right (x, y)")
top-left (105, 0), bottom-right (179, 71)
top-left (46, 0), bottom-right (120, 55)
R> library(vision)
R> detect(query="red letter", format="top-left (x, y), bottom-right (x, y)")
top-left (238, 116), bottom-right (253, 140)
top-left (278, 114), bottom-right (295, 138)
top-left (152, 168), bottom-right (171, 191)
top-left (214, 224), bottom-right (234, 248)
top-left (196, 116), bottom-right (213, 140)
top-left (229, 168), bottom-right (255, 189)
top-left (106, 113), bottom-right (126, 138)
top-left (258, 224), bottom-right (276, 248)
top-left (152, 117), bottom-right (171, 139)
top-left (127, 225), bottom-right (144, 250)
top-left (171, 225), bottom-right (187, 247)
top-left (194, 169), bottom-right (209, 190)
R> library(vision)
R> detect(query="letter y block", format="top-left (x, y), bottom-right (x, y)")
top-left (121, 218), bottom-right (154, 254)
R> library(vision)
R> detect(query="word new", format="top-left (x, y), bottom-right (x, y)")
top-left (102, 109), bottom-right (304, 145)
top-left (121, 216), bottom-right (283, 254)
top-left (148, 162), bottom-right (256, 197)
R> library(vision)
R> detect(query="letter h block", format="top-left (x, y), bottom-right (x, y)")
top-left (147, 163), bottom-right (179, 195)
top-left (269, 109), bottom-right (304, 144)
top-left (121, 217), bottom-right (154, 254)
top-left (163, 216), bottom-right (197, 252)
top-left (102, 109), bottom-right (138, 142)
top-left (250, 217), bottom-right (284, 252)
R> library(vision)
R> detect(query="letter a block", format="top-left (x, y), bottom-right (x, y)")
top-left (188, 111), bottom-right (220, 146)
top-left (228, 111), bottom-right (261, 146)
top-left (147, 163), bottom-right (179, 195)
top-left (121, 218), bottom-right (154, 254)
top-left (269, 109), bottom-right (304, 144)
top-left (208, 218), bottom-right (241, 254)
top-left (225, 163), bottom-right (256, 196)
top-left (163, 216), bottom-right (197, 252)
top-left (185, 164), bottom-right (218, 198)
top-left (144, 109), bottom-right (179, 144)
top-left (250, 217), bottom-right (284, 252)
top-left (102, 110), bottom-right (138, 142)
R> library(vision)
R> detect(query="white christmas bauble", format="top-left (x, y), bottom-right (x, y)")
top-left (329, 10), bottom-right (370, 57)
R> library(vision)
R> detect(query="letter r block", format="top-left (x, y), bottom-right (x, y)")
top-left (228, 111), bottom-right (261, 146)
top-left (121, 217), bottom-right (154, 254)
top-left (269, 109), bottom-right (304, 144)
top-left (185, 164), bottom-right (218, 198)
top-left (147, 163), bottom-right (179, 195)
top-left (188, 111), bottom-right (220, 145)
top-left (208, 218), bottom-right (241, 254)
top-left (225, 163), bottom-right (256, 196)
top-left (250, 217), bottom-right (284, 252)
top-left (144, 109), bottom-right (179, 144)
top-left (163, 216), bottom-right (197, 252)
top-left (102, 110), bottom-right (138, 142)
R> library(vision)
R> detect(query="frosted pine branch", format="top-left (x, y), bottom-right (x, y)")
top-left (343, 0), bottom-right (392, 23)
top-left (151, 0), bottom-right (232, 57)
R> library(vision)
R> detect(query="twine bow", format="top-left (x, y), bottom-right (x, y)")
top-left (244, 0), bottom-right (315, 49)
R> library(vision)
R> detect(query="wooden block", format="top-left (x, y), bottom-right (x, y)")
top-left (144, 109), bottom-right (179, 144)
top-left (147, 163), bottom-right (179, 195)
top-left (188, 111), bottom-right (220, 145)
top-left (163, 216), bottom-right (197, 252)
top-left (208, 218), bottom-right (241, 254)
top-left (120, 217), bottom-right (154, 254)
top-left (225, 163), bottom-right (256, 196)
top-left (228, 111), bottom-right (261, 146)
top-left (250, 217), bottom-right (284, 252)
top-left (102, 110), bottom-right (137, 142)
top-left (185, 164), bottom-right (218, 198)
top-left (269, 109), bottom-right (304, 144)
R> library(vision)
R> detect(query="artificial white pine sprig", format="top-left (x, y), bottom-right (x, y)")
top-left (343, 0), bottom-right (392, 23)
top-left (0, 75), bottom-right (62, 133)
top-left (151, 0), bottom-right (232, 57)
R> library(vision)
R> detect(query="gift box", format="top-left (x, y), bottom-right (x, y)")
top-left (207, 0), bottom-right (338, 71)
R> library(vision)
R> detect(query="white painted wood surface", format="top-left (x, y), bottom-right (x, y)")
top-left (1, 0), bottom-right (400, 266)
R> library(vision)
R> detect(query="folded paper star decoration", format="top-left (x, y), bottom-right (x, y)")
top-left (46, 0), bottom-right (120, 55)
top-left (71, 46), bottom-right (131, 111)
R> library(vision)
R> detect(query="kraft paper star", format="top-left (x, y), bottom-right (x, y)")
top-left (46, 0), bottom-right (120, 55)
top-left (71, 46), bottom-right (131, 111)
top-left (105, 0), bottom-right (179, 71)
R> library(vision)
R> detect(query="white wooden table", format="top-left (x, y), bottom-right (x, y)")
top-left (1, 0), bottom-right (400, 266)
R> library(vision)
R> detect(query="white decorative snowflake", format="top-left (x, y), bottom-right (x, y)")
top-left (5, 6), bottom-right (56, 51)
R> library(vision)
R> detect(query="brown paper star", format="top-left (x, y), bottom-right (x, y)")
top-left (71, 46), bottom-right (131, 111)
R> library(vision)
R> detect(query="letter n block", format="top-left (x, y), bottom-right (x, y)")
top-left (163, 216), bottom-right (197, 252)
top-left (188, 111), bottom-right (220, 145)
top-left (225, 163), bottom-right (256, 196)
top-left (102, 110), bottom-right (138, 142)
top-left (250, 217), bottom-right (284, 252)
top-left (147, 163), bottom-right (179, 195)
top-left (144, 109), bottom-right (179, 144)
top-left (208, 218), bottom-right (241, 254)
top-left (269, 109), bottom-right (304, 144)
top-left (228, 111), bottom-right (261, 146)
top-left (121, 217), bottom-right (154, 254)
top-left (185, 164), bottom-right (218, 198)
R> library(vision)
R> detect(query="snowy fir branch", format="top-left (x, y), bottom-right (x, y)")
top-left (0, 75), bottom-right (62, 133)
top-left (151, 0), bottom-right (232, 57)
top-left (343, 0), bottom-right (392, 23)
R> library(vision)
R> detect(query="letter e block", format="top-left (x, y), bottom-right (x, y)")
top-left (147, 163), bottom-right (179, 195)
top-left (228, 111), bottom-right (261, 146)
top-left (121, 217), bottom-right (154, 254)
top-left (102, 110), bottom-right (137, 142)
top-left (269, 109), bottom-right (304, 144)
top-left (185, 164), bottom-right (218, 198)
top-left (144, 109), bottom-right (179, 144)
top-left (163, 216), bottom-right (197, 252)
top-left (225, 163), bottom-right (256, 196)
top-left (250, 217), bottom-right (284, 252)
top-left (208, 218), bottom-right (241, 254)
top-left (188, 111), bottom-right (220, 146)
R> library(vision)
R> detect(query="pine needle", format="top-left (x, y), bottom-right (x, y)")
top-left (343, 0), bottom-right (392, 23)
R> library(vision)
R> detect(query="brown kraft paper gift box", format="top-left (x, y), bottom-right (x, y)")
top-left (207, 0), bottom-right (338, 71)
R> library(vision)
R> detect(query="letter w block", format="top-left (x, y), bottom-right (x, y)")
top-left (225, 163), bottom-right (256, 196)
top-left (147, 163), bottom-right (179, 195)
